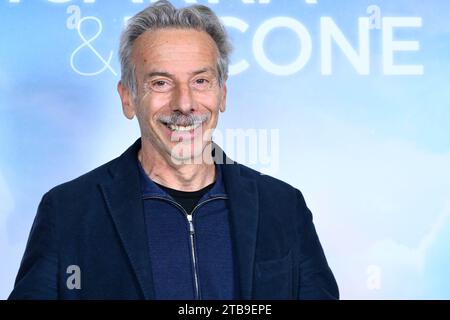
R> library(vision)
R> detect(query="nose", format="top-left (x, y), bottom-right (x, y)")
top-left (171, 83), bottom-right (195, 114)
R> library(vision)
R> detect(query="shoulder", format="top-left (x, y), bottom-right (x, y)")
top-left (44, 157), bottom-right (118, 204)
top-left (234, 163), bottom-right (307, 208)
top-left (45, 139), bottom-right (140, 203)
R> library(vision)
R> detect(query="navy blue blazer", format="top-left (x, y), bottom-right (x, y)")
top-left (9, 139), bottom-right (339, 300)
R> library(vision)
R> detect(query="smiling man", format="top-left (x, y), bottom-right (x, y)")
top-left (9, 0), bottom-right (338, 300)
top-left (119, 26), bottom-right (226, 189)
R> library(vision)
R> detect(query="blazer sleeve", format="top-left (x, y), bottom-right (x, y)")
top-left (9, 192), bottom-right (58, 300)
top-left (295, 189), bottom-right (339, 300)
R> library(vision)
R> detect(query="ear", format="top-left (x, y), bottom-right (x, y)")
top-left (117, 81), bottom-right (136, 120)
top-left (219, 83), bottom-right (227, 113)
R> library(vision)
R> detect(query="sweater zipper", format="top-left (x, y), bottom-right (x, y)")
top-left (143, 195), bottom-right (228, 300)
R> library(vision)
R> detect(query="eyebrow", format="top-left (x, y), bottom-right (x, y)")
top-left (144, 67), bottom-right (216, 81)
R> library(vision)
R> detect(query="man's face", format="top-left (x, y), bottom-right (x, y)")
top-left (119, 28), bottom-right (227, 162)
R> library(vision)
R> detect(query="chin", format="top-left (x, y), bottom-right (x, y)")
top-left (168, 139), bottom-right (208, 165)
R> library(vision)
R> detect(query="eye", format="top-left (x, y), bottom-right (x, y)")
top-left (192, 78), bottom-right (211, 90)
top-left (150, 79), bottom-right (172, 92)
top-left (153, 80), bottom-right (167, 87)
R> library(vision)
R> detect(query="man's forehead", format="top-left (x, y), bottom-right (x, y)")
top-left (143, 67), bottom-right (218, 81)
top-left (146, 67), bottom-right (216, 76)
top-left (133, 29), bottom-right (219, 76)
top-left (134, 28), bottom-right (218, 55)
top-left (141, 60), bottom-right (219, 77)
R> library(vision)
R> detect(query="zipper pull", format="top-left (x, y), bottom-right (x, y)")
top-left (187, 214), bottom-right (195, 235)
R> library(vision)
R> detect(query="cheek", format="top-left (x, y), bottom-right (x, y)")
top-left (139, 95), bottom-right (169, 121)
top-left (197, 92), bottom-right (222, 112)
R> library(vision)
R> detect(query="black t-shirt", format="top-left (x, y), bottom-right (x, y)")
top-left (154, 182), bottom-right (214, 214)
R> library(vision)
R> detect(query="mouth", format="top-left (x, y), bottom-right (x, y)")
top-left (164, 122), bottom-right (202, 132)
top-left (160, 121), bottom-right (204, 132)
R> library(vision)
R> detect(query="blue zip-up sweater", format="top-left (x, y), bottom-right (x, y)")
top-left (138, 162), bottom-right (236, 300)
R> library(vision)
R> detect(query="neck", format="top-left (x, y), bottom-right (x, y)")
top-left (138, 139), bottom-right (216, 192)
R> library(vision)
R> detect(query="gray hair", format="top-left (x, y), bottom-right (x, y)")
top-left (119, 0), bottom-right (232, 97)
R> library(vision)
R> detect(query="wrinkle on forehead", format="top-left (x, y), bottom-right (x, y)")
top-left (132, 28), bottom-right (219, 71)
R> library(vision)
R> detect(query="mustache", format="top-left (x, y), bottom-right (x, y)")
top-left (158, 113), bottom-right (209, 126)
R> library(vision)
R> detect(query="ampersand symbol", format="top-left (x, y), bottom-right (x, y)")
top-left (70, 16), bottom-right (117, 77)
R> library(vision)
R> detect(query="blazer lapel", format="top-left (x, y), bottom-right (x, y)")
top-left (216, 144), bottom-right (259, 300)
top-left (99, 139), bottom-right (155, 300)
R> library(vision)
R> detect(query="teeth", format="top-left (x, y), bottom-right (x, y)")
top-left (168, 123), bottom-right (202, 132)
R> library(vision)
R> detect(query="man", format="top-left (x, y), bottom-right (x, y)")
top-left (10, 0), bottom-right (338, 300)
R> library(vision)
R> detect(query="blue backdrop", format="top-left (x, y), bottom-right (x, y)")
top-left (1, 0), bottom-right (449, 299)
